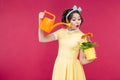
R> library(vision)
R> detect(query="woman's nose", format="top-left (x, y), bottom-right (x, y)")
top-left (76, 21), bottom-right (80, 24)
top-left (76, 20), bottom-right (81, 24)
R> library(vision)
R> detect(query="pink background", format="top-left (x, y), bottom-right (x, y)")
top-left (0, 0), bottom-right (120, 80)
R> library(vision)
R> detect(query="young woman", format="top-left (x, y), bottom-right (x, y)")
top-left (39, 5), bottom-right (93, 80)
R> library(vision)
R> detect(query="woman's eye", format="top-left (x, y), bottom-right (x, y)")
top-left (72, 19), bottom-right (76, 21)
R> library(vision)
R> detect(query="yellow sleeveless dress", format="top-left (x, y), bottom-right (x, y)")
top-left (52, 28), bottom-right (86, 80)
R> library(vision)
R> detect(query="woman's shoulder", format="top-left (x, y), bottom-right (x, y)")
top-left (55, 28), bottom-right (66, 33)
top-left (58, 28), bottom-right (66, 31)
top-left (78, 30), bottom-right (85, 35)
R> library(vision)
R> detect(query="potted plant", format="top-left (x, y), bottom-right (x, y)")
top-left (80, 33), bottom-right (98, 60)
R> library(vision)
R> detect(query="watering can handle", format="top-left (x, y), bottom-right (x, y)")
top-left (44, 10), bottom-right (56, 20)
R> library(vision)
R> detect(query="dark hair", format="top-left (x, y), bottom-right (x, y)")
top-left (61, 9), bottom-right (83, 25)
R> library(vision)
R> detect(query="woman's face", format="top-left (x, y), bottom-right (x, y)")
top-left (70, 13), bottom-right (82, 29)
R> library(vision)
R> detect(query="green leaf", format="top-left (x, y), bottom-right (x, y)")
top-left (80, 41), bottom-right (98, 50)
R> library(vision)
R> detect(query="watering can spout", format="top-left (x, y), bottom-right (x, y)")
top-left (51, 22), bottom-right (71, 30)
top-left (53, 23), bottom-right (71, 28)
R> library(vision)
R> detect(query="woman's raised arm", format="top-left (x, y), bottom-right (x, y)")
top-left (38, 12), bottom-right (56, 42)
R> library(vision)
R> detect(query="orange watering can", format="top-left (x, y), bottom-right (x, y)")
top-left (39, 10), bottom-right (71, 33)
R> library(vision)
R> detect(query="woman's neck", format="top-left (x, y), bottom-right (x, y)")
top-left (67, 27), bottom-right (79, 31)
top-left (66, 28), bottom-right (79, 33)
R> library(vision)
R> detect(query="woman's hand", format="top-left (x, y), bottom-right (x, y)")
top-left (80, 58), bottom-right (93, 65)
top-left (39, 12), bottom-right (44, 19)
top-left (79, 50), bottom-right (93, 65)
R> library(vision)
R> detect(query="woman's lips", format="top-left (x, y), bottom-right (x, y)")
top-left (76, 25), bottom-right (80, 27)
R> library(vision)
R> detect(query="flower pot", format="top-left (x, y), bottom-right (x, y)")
top-left (84, 47), bottom-right (97, 60)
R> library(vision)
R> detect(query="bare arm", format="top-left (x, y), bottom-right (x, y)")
top-left (38, 12), bottom-right (56, 42)
top-left (79, 50), bottom-right (93, 65)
